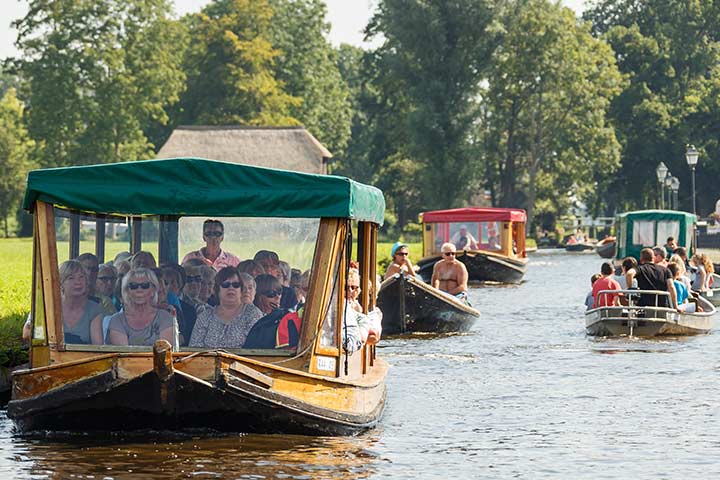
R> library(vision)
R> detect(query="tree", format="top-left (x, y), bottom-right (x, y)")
top-left (366, 0), bottom-right (500, 210)
top-left (0, 89), bottom-right (35, 237)
top-left (481, 0), bottom-right (623, 229)
top-left (175, 0), bottom-right (300, 127)
top-left (10, 0), bottom-right (187, 167)
top-left (268, 0), bottom-right (352, 155)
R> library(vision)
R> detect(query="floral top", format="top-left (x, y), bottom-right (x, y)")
top-left (181, 248), bottom-right (241, 272)
top-left (189, 303), bottom-right (263, 348)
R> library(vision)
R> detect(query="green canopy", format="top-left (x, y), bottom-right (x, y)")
top-left (615, 209), bottom-right (696, 260)
top-left (23, 158), bottom-right (385, 225)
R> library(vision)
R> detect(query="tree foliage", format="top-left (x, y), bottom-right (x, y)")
top-left (0, 89), bottom-right (35, 237)
top-left (10, 0), bottom-right (187, 167)
top-left (482, 0), bottom-right (623, 228)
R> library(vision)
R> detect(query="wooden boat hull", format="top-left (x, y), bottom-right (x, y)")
top-left (585, 297), bottom-right (715, 337)
top-left (595, 241), bottom-right (616, 259)
top-left (416, 251), bottom-right (527, 284)
top-left (565, 243), bottom-right (594, 252)
top-left (377, 274), bottom-right (480, 334)
top-left (7, 352), bottom-right (387, 436)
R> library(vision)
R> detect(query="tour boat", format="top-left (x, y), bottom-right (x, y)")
top-left (415, 208), bottom-right (528, 284)
top-left (377, 274), bottom-right (479, 334)
top-left (9, 158), bottom-right (387, 435)
top-left (585, 289), bottom-right (715, 337)
top-left (614, 210), bottom-right (696, 261)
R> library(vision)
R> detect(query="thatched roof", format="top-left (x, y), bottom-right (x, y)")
top-left (156, 126), bottom-right (332, 174)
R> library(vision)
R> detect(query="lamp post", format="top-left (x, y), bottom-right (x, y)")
top-left (686, 145), bottom-right (699, 216)
top-left (665, 173), bottom-right (673, 209)
top-left (670, 176), bottom-right (680, 210)
top-left (656, 161), bottom-right (669, 209)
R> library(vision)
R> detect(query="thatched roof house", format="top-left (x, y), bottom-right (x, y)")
top-left (156, 126), bottom-right (332, 174)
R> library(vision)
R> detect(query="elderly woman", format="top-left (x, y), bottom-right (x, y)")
top-left (239, 272), bottom-right (256, 305)
top-left (60, 260), bottom-right (103, 345)
top-left (254, 274), bottom-right (283, 315)
top-left (107, 268), bottom-right (176, 346)
top-left (343, 268), bottom-right (382, 354)
top-left (189, 267), bottom-right (263, 348)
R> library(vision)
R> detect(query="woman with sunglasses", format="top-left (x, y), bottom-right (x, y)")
top-left (384, 242), bottom-right (416, 280)
top-left (59, 260), bottom-right (104, 345)
top-left (107, 268), bottom-right (176, 346)
top-left (343, 268), bottom-right (382, 354)
top-left (189, 267), bottom-right (263, 348)
top-left (431, 242), bottom-right (469, 301)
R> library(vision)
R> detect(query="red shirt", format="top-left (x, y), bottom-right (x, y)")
top-left (592, 276), bottom-right (622, 308)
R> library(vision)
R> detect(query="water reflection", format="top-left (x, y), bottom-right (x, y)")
top-left (0, 417), bottom-right (381, 479)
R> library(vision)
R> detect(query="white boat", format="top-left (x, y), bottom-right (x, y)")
top-left (700, 273), bottom-right (720, 307)
top-left (585, 289), bottom-right (715, 337)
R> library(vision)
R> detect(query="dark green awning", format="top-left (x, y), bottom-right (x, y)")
top-left (23, 158), bottom-right (385, 224)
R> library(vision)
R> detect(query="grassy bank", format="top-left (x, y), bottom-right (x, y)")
top-left (0, 238), bottom-right (33, 365)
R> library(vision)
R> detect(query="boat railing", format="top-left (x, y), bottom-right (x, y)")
top-left (593, 289), bottom-right (675, 320)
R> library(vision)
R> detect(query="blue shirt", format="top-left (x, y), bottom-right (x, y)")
top-left (673, 280), bottom-right (689, 304)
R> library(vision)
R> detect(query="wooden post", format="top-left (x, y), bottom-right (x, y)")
top-left (69, 212), bottom-right (80, 259)
top-left (36, 202), bottom-right (63, 353)
top-left (95, 218), bottom-right (106, 263)
top-left (158, 216), bottom-right (179, 265)
top-left (131, 217), bottom-right (142, 254)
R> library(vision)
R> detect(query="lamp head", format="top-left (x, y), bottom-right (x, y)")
top-left (670, 176), bottom-right (680, 191)
top-left (656, 161), bottom-right (668, 182)
top-left (686, 145), bottom-right (699, 167)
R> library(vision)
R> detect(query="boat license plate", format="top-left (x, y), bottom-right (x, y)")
top-left (316, 356), bottom-right (336, 372)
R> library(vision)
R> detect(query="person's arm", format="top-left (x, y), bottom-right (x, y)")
top-left (699, 268), bottom-right (707, 291)
top-left (431, 264), bottom-right (440, 289)
top-left (402, 257), bottom-right (416, 277)
top-left (625, 268), bottom-right (636, 290)
top-left (90, 313), bottom-right (103, 345)
top-left (667, 278), bottom-right (679, 310)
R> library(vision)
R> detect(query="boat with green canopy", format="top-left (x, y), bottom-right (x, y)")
top-left (615, 209), bottom-right (696, 261)
top-left (10, 157), bottom-right (388, 435)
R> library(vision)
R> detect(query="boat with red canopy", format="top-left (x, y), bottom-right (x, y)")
top-left (415, 207), bottom-right (528, 284)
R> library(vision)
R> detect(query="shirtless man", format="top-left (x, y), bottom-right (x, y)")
top-left (384, 242), bottom-right (416, 280)
top-left (431, 242), bottom-right (469, 299)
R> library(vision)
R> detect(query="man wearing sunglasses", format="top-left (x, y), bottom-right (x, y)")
top-left (384, 242), bottom-right (417, 280)
top-left (431, 242), bottom-right (468, 301)
top-left (182, 219), bottom-right (240, 272)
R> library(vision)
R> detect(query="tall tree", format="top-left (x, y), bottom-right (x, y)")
top-left (481, 0), bottom-right (623, 229)
top-left (176, 0), bottom-right (300, 127)
top-left (10, 0), bottom-right (187, 167)
top-left (366, 0), bottom-right (500, 210)
top-left (0, 88), bottom-right (35, 237)
top-left (268, 0), bottom-right (352, 155)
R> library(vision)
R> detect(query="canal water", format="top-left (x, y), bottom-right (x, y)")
top-left (1, 249), bottom-right (718, 479)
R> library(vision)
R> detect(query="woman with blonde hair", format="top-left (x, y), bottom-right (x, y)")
top-left (690, 253), bottom-right (714, 292)
top-left (59, 260), bottom-right (103, 345)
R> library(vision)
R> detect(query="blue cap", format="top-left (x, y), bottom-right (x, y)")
top-left (391, 242), bottom-right (408, 257)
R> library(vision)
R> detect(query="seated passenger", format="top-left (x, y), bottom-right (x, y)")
top-left (592, 262), bottom-right (622, 308)
top-left (244, 274), bottom-right (304, 349)
top-left (189, 267), bottom-right (263, 348)
top-left (668, 263), bottom-right (695, 312)
top-left (384, 242), bottom-right (416, 280)
top-left (343, 268), bottom-right (382, 354)
top-left (488, 235), bottom-right (501, 250)
top-left (130, 251), bottom-right (157, 269)
top-left (238, 259), bottom-right (265, 278)
top-left (254, 250), bottom-right (298, 310)
top-left (199, 264), bottom-right (217, 305)
top-left (95, 263), bottom-right (118, 316)
top-left (238, 272), bottom-right (257, 305)
top-left (450, 225), bottom-right (479, 250)
top-left (59, 260), bottom-right (103, 345)
top-left (585, 273), bottom-right (602, 310)
top-left (160, 266), bottom-right (197, 347)
top-left (107, 268), bottom-right (176, 346)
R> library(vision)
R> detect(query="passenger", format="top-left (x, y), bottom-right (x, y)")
top-left (113, 259), bottom-right (131, 310)
top-left (199, 264), bottom-right (217, 305)
top-left (663, 237), bottom-right (678, 258)
top-left (690, 253), bottom-right (714, 293)
top-left (488, 235), bottom-right (501, 250)
top-left (342, 268), bottom-right (382, 354)
top-left (384, 242), bottom-right (416, 280)
top-left (585, 273), bottom-right (602, 310)
top-left (238, 259), bottom-right (265, 278)
top-left (624, 248), bottom-right (678, 310)
top-left (161, 265), bottom-right (197, 346)
top-left (592, 262), bottom-right (622, 308)
top-left (154, 268), bottom-right (192, 347)
top-left (431, 243), bottom-right (469, 301)
top-left (253, 274), bottom-right (283, 315)
top-left (94, 263), bottom-right (118, 316)
top-left (652, 246), bottom-right (669, 268)
top-left (672, 246), bottom-right (695, 275)
top-left (243, 273), bottom-right (301, 350)
top-left (113, 251), bottom-right (132, 268)
top-left (180, 261), bottom-right (204, 306)
top-left (295, 270), bottom-right (310, 308)
top-left (278, 261), bottom-right (291, 288)
top-left (289, 268), bottom-right (302, 296)
top-left (182, 219), bottom-right (240, 271)
top-left (238, 272), bottom-right (256, 305)
top-left (668, 254), bottom-right (692, 292)
top-left (189, 267), bottom-right (263, 348)
top-left (77, 253), bottom-right (100, 296)
top-left (451, 225), bottom-right (479, 251)
top-left (668, 263), bottom-right (695, 312)
top-left (131, 251), bottom-right (157, 269)
top-left (107, 268), bottom-right (176, 346)
top-left (59, 260), bottom-right (103, 345)
top-left (617, 257), bottom-right (638, 289)
top-left (254, 250), bottom-right (297, 310)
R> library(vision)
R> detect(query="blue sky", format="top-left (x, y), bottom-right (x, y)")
top-left (0, 0), bottom-right (586, 60)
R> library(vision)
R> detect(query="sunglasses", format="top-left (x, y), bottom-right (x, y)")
top-left (260, 289), bottom-right (282, 298)
top-left (98, 276), bottom-right (116, 282)
top-left (186, 275), bottom-right (202, 283)
top-left (443, 252), bottom-right (456, 257)
top-left (204, 231), bottom-right (223, 237)
top-left (128, 282), bottom-right (152, 290)
top-left (348, 285), bottom-right (361, 291)
top-left (221, 281), bottom-right (242, 289)
top-left (395, 252), bottom-right (409, 256)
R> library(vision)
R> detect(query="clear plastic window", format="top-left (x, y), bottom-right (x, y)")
top-left (632, 220), bottom-right (655, 246)
top-left (657, 221), bottom-right (680, 247)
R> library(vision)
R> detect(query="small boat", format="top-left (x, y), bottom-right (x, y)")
top-left (10, 158), bottom-right (388, 435)
top-left (615, 210), bottom-right (696, 262)
top-left (585, 289), bottom-right (715, 337)
top-left (376, 274), bottom-right (480, 334)
top-left (595, 239), bottom-right (616, 258)
top-left (415, 207), bottom-right (528, 284)
top-left (700, 273), bottom-right (720, 307)
top-left (565, 242), bottom-right (595, 252)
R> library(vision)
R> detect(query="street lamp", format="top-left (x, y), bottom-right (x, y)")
top-left (670, 176), bottom-right (680, 210)
top-left (664, 173), bottom-right (673, 209)
top-left (686, 145), bottom-right (699, 215)
top-left (656, 161), bottom-right (669, 209)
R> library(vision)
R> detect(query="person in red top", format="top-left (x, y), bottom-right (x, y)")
top-left (592, 262), bottom-right (622, 308)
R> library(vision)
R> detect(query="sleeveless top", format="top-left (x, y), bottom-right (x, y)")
top-left (64, 299), bottom-right (102, 344)
top-left (189, 303), bottom-right (263, 348)
top-left (108, 309), bottom-right (174, 346)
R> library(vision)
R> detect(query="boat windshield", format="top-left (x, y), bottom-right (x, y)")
top-left (50, 208), bottom-right (319, 354)
top-left (430, 221), bottom-right (502, 252)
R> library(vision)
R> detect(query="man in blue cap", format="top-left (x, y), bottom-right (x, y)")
top-left (384, 242), bottom-right (417, 280)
